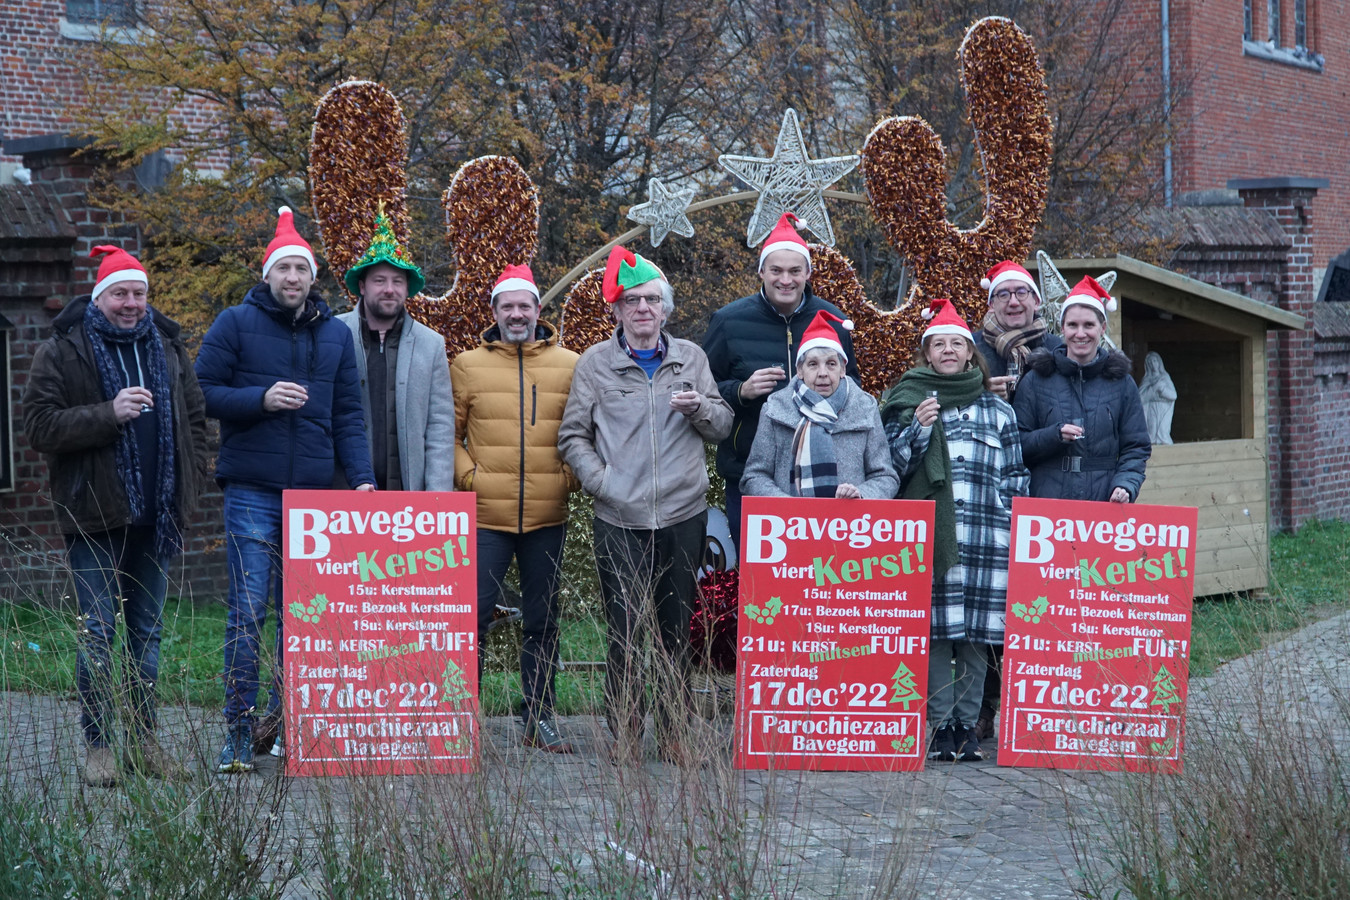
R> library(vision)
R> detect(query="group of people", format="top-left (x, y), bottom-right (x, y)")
top-left (24, 203), bottom-right (1148, 786)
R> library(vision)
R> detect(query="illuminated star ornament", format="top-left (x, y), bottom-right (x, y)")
top-left (718, 108), bottom-right (860, 248)
top-left (626, 177), bottom-right (696, 247)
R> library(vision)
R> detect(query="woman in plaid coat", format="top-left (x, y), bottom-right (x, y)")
top-left (880, 299), bottom-right (1030, 762)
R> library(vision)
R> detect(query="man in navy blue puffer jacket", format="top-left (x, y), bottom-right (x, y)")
top-left (195, 207), bottom-right (374, 773)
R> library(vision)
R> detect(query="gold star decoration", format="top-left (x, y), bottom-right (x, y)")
top-left (718, 108), bottom-right (859, 248)
top-left (626, 177), bottom-right (696, 247)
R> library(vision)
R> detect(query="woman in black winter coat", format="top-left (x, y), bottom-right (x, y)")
top-left (1012, 276), bottom-right (1151, 502)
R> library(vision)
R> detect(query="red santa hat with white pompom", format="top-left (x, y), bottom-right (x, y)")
top-left (491, 263), bottom-right (540, 302)
top-left (758, 212), bottom-right (813, 272)
top-left (261, 206), bottom-right (317, 279)
top-left (921, 298), bottom-right (973, 343)
top-left (795, 310), bottom-right (853, 364)
top-left (90, 245), bottom-right (147, 299)
top-left (981, 260), bottom-right (1040, 302)
top-left (1060, 275), bottom-right (1117, 322)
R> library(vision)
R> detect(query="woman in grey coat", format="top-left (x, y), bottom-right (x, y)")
top-left (881, 299), bottom-right (1030, 763)
top-left (740, 312), bottom-right (897, 501)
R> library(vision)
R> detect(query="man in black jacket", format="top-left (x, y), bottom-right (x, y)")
top-left (23, 246), bottom-right (209, 787)
top-left (702, 213), bottom-right (858, 548)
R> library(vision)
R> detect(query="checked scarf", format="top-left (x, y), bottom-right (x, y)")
top-left (83, 301), bottom-right (180, 559)
top-left (789, 377), bottom-right (850, 497)
top-left (980, 310), bottom-right (1048, 381)
top-left (879, 366), bottom-right (985, 578)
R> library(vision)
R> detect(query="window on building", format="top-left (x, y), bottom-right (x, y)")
top-left (1243, 0), bottom-right (1253, 40)
top-left (1294, 0), bottom-right (1307, 47)
top-left (1267, 0), bottom-right (1281, 44)
top-left (65, 0), bottom-right (136, 26)
top-left (1244, 0), bottom-right (1322, 70)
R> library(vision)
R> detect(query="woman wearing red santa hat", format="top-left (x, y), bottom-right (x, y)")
top-left (740, 310), bottom-right (897, 501)
top-left (880, 299), bottom-right (1030, 762)
top-left (1011, 276), bottom-right (1151, 505)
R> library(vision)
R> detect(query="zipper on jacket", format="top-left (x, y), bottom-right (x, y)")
top-left (647, 374), bottom-right (660, 529)
top-left (531, 384), bottom-right (537, 426)
top-left (516, 345), bottom-right (527, 534)
top-left (288, 330), bottom-right (298, 487)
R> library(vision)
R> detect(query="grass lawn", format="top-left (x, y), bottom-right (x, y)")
top-left (3, 520), bottom-right (1348, 708)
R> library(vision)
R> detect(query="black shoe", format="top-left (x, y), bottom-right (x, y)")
top-left (953, 721), bottom-right (984, 762)
top-left (523, 717), bottom-right (574, 754)
top-left (974, 712), bottom-right (995, 743)
top-left (928, 722), bottom-right (956, 761)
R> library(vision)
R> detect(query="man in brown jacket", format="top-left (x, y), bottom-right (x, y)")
top-left (452, 264), bottom-right (579, 752)
top-left (23, 246), bottom-right (209, 787)
top-left (558, 246), bottom-right (732, 763)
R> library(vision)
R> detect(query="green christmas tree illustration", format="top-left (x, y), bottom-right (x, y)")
top-left (744, 595), bottom-right (783, 625)
top-left (1150, 665), bottom-right (1182, 713)
top-left (288, 593), bottom-right (329, 624)
top-left (441, 660), bottom-right (473, 706)
top-left (888, 662), bottom-right (923, 709)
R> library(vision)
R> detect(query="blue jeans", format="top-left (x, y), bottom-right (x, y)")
top-left (476, 524), bottom-right (567, 722)
top-left (68, 526), bottom-right (169, 748)
top-left (222, 484), bottom-right (285, 726)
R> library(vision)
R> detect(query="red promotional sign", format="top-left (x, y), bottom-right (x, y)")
top-left (999, 498), bottom-right (1198, 772)
top-left (733, 497), bottom-right (935, 771)
top-left (281, 491), bottom-right (479, 776)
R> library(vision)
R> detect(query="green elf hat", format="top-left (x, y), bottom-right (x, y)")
top-left (602, 244), bottom-right (664, 303)
top-left (344, 206), bottom-right (425, 297)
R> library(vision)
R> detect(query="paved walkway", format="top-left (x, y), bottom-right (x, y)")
top-left (4, 611), bottom-right (1348, 898)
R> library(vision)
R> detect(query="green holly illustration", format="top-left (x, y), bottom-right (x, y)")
top-left (1150, 665), bottom-right (1181, 714)
top-left (288, 593), bottom-right (329, 624)
top-left (1011, 594), bottom-right (1049, 624)
top-left (888, 663), bottom-right (923, 710)
top-left (1149, 735), bottom-right (1177, 756)
top-left (443, 731), bottom-right (472, 755)
top-left (744, 595), bottom-right (783, 625)
top-left (441, 659), bottom-right (473, 706)
top-left (890, 735), bottom-right (916, 753)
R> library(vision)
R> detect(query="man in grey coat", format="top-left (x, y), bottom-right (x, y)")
top-left (336, 210), bottom-right (455, 492)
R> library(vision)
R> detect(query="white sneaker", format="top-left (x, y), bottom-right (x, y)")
top-left (270, 734), bottom-right (285, 758)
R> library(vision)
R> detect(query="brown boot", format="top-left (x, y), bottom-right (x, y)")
top-left (83, 746), bottom-right (119, 788)
top-left (124, 734), bottom-right (189, 781)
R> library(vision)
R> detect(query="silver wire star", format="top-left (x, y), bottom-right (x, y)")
top-left (626, 177), bottom-right (697, 247)
top-left (717, 108), bottom-right (859, 248)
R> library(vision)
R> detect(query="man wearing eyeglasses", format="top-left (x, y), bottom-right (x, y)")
top-left (558, 245), bottom-right (732, 765)
top-left (972, 260), bottom-right (1062, 402)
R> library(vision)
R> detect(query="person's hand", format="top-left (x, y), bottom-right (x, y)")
top-left (738, 367), bottom-right (786, 401)
top-left (1060, 422), bottom-right (1085, 442)
top-left (264, 381), bottom-right (309, 412)
top-left (112, 387), bottom-right (154, 423)
top-left (354, 483), bottom-right (376, 492)
top-left (914, 397), bottom-right (940, 427)
top-left (670, 390), bottom-right (701, 416)
top-left (835, 483), bottom-right (861, 499)
top-left (1109, 487), bottom-right (1130, 503)
top-left (989, 375), bottom-right (1015, 400)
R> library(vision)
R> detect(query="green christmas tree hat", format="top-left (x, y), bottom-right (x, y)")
top-left (344, 205), bottom-right (425, 297)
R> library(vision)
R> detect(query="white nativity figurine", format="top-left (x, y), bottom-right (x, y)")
top-left (1139, 351), bottom-right (1177, 445)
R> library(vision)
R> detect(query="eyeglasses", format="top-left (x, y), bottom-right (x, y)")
top-left (620, 295), bottom-right (659, 308)
top-left (993, 287), bottom-right (1034, 302)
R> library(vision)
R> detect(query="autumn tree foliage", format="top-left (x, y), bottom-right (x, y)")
top-left (69, 0), bottom-right (1182, 336)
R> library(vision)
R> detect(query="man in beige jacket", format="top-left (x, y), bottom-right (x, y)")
top-left (558, 246), bottom-right (732, 763)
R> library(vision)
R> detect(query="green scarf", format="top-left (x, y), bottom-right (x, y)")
top-left (879, 366), bottom-right (987, 578)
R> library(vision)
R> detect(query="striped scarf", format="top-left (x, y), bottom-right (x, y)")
top-left (980, 310), bottom-right (1048, 381)
top-left (789, 377), bottom-right (848, 497)
top-left (83, 300), bottom-right (180, 558)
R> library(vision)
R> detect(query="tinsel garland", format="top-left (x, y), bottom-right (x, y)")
top-left (860, 16), bottom-right (1052, 331)
top-left (805, 244), bottom-right (916, 395)
top-left (311, 81), bottom-right (414, 289)
top-left (406, 156), bottom-right (542, 360)
top-left (691, 568), bottom-right (740, 673)
top-left (557, 269), bottom-right (611, 351)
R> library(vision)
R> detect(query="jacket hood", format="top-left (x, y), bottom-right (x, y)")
top-left (245, 282), bottom-right (331, 328)
top-left (480, 319), bottom-right (559, 351)
top-left (761, 378), bottom-right (877, 430)
top-left (1027, 345), bottom-right (1133, 380)
top-left (53, 295), bottom-right (183, 340)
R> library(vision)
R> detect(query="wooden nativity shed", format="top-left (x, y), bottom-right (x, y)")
top-left (1033, 255), bottom-right (1304, 597)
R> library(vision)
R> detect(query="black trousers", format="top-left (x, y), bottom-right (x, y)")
top-left (593, 511), bottom-right (706, 742)
top-left (476, 524), bottom-right (567, 722)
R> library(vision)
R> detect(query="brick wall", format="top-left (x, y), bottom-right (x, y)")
top-left (1111, 0), bottom-right (1350, 273)
top-left (1314, 340), bottom-right (1350, 520)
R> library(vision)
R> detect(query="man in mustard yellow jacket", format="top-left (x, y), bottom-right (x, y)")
top-left (451, 264), bottom-right (579, 752)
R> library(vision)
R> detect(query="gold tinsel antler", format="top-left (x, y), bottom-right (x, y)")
top-left (311, 81), bottom-right (413, 290)
top-left (406, 156), bottom-right (541, 360)
top-left (310, 81), bottom-right (541, 361)
top-left (860, 16), bottom-right (1052, 333)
